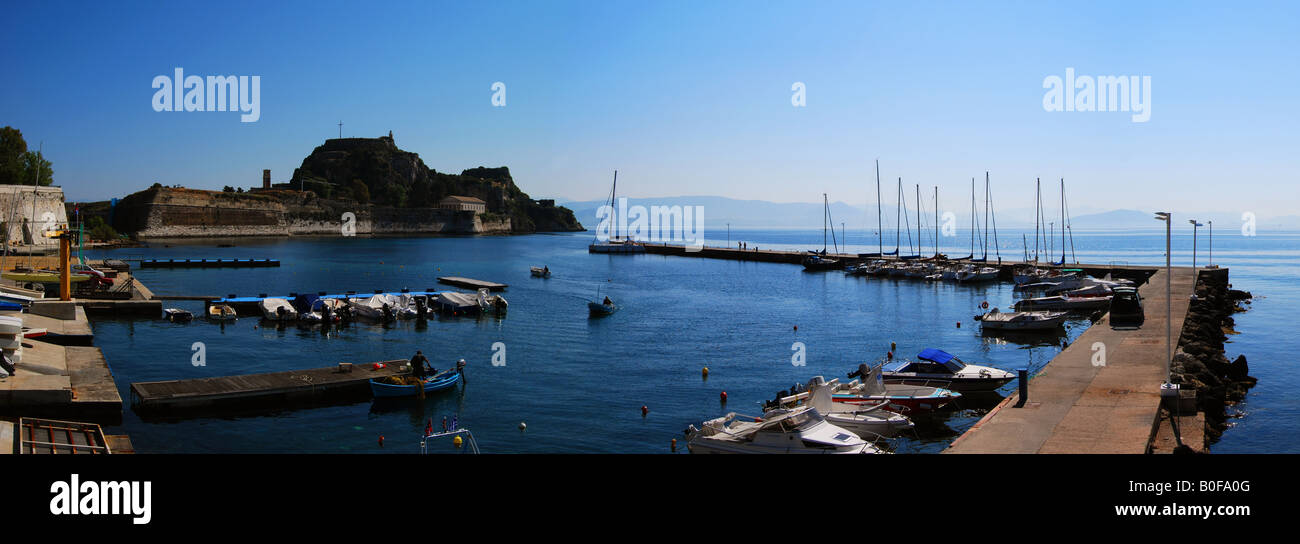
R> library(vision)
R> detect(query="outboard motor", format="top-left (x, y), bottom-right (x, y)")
top-left (415, 297), bottom-right (427, 320)
top-left (277, 306), bottom-right (288, 320)
top-left (382, 303), bottom-right (394, 323)
top-left (847, 363), bottom-right (870, 380)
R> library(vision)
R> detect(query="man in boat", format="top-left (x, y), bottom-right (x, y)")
top-left (603, 296), bottom-right (613, 306)
top-left (410, 350), bottom-right (432, 378)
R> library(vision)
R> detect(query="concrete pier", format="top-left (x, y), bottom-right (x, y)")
top-left (0, 339), bottom-right (123, 424)
top-left (945, 267), bottom-right (1198, 454)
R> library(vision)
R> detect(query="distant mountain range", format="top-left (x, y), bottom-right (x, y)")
top-left (557, 196), bottom-right (1300, 231)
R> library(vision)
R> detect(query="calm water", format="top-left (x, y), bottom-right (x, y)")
top-left (83, 228), bottom-right (1298, 453)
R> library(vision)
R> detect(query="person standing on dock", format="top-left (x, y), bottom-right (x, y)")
top-left (410, 350), bottom-right (431, 378)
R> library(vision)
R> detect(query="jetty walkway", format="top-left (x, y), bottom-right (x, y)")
top-left (946, 267), bottom-right (1197, 453)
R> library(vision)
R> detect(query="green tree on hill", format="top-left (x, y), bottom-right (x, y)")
top-left (0, 126), bottom-right (54, 186)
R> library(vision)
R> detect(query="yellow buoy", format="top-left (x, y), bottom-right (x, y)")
top-left (702, 367), bottom-right (709, 378)
top-left (453, 435), bottom-right (463, 448)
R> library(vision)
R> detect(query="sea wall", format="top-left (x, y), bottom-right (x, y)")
top-left (113, 187), bottom-right (512, 238)
top-left (1169, 267), bottom-right (1255, 442)
top-left (0, 185), bottom-right (70, 248)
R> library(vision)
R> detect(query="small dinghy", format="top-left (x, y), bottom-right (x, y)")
top-left (370, 368), bottom-right (461, 398)
top-left (530, 266), bottom-right (551, 278)
top-left (164, 308), bottom-right (194, 323)
top-left (207, 304), bottom-right (238, 321)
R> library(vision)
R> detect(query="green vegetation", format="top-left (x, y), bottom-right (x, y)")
top-left (0, 126), bottom-right (54, 186)
top-left (86, 215), bottom-right (119, 241)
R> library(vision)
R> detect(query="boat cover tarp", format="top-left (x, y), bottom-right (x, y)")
top-left (435, 292), bottom-right (480, 310)
top-left (291, 294), bottom-right (320, 314)
top-left (917, 348), bottom-right (966, 372)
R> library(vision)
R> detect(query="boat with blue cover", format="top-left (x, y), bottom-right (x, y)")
top-left (369, 369), bottom-right (461, 398)
top-left (880, 349), bottom-right (1016, 392)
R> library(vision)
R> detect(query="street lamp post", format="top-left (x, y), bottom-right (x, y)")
top-left (1188, 219), bottom-right (1202, 270)
top-left (1208, 221), bottom-right (1213, 267)
top-left (1155, 212), bottom-right (1172, 383)
top-left (726, 223), bottom-right (730, 248)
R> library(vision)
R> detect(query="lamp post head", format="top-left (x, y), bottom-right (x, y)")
top-left (1154, 212), bottom-right (1170, 221)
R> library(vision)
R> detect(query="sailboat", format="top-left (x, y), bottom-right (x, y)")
top-left (588, 170), bottom-right (646, 254)
top-left (803, 194), bottom-right (843, 271)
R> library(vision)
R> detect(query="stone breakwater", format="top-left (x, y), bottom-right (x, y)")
top-left (1169, 268), bottom-right (1255, 442)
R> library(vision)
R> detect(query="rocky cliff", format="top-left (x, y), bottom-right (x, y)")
top-left (109, 134), bottom-right (583, 238)
top-left (288, 134), bottom-right (582, 233)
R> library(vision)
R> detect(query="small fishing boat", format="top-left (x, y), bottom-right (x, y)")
top-left (975, 308), bottom-right (1068, 331)
top-left (1014, 293), bottom-right (1112, 312)
top-left (881, 349), bottom-right (1016, 392)
top-left (259, 297), bottom-right (298, 321)
top-left (370, 368), bottom-right (461, 398)
top-left (207, 304), bottom-right (238, 321)
top-left (834, 363), bottom-right (961, 413)
top-left (767, 376), bottom-right (914, 438)
top-left (530, 266), bottom-right (551, 278)
top-left (684, 405), bottom-right (884, 454)
top-left (802, 253), bottom-right (842, 271)
top-left (588, 300), bottom-right (617, 317)
top-left (163, 308), bottom-right (194, 323)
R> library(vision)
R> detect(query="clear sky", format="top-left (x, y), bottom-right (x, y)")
top-left (2, 1), bottom-right (1297, 216)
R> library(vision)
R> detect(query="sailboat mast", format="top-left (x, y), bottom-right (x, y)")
top-left (875, 160), bottom-right (883, 256)
top-left (982, 175), bottom-right (989, 260)
top-left (1034, 178), bottom-right (1041, 265)
top-left (1060, 178), bottom-right (1066, 263)
top-left (915, 184), bottom-right (920, 257)
top-left (969, 178), bottom-right (976, 258)
top-left (934, 186), bottom-right (939, 257)
top-left (822, 193), bottom-right (828, 253)
top-left (895, 178), bottom-right (901, 254)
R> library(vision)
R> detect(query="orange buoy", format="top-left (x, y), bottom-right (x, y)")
top-left (887, 351), bottom-right (893, 359)
top-left (671, 438), bottom-right (677, 452)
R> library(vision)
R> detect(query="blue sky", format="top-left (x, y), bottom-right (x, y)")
top-left (2, 1), bottom-right (1297, 217)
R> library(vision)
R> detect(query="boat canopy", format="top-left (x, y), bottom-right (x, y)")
top-left (917, 348), bottom-right (966, 372)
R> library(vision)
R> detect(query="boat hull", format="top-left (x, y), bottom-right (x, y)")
top-left (369, 371), bottom-right (461, 398)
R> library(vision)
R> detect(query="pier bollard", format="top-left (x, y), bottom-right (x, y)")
top-left (1015, 368), bottom-right (1029, 407)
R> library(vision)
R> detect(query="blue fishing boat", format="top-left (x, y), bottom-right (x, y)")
top-left (369, 369), bottom-right (461, 398)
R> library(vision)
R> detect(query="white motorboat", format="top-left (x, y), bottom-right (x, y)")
top-left (1014, 293), bottom-right (1112, 312)
top-left (835, 364), bottom-right (961, 413)
top-left (1013, 266), bottom-right (1080, 286)
top-left (769, 376), bottom-right (914, 438)
top-left (955, 264), bottom-right (999, 282)
top-left (163, 308), bottom-right (194, 323)
top-left (880, 349), bottom-right (1016, 392)
top-left (530, 266), bottom-right (551, 278)
top-left (685, 406), bottom-right (883, 454)
top-left (975, 308), bottom-right (1068, 331)
top-left (259, 297), bottom-right (298, 321)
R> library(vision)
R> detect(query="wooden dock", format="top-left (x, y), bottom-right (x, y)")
top-left (139, 258), bottom-right (280, 268)
top-left (129, 361), bottom-right (410, 416)
top-left (437, 276), bottom-right (507, 291)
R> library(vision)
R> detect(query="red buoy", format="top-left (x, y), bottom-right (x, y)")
top-left (720, 391), bottom-right (728, 402)
top-left (956, 322), bottom-right (961, 328)
top-left (378, 435), bottom-right (384, 447)
top-left (641, 405), bottom-right (648, 416)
